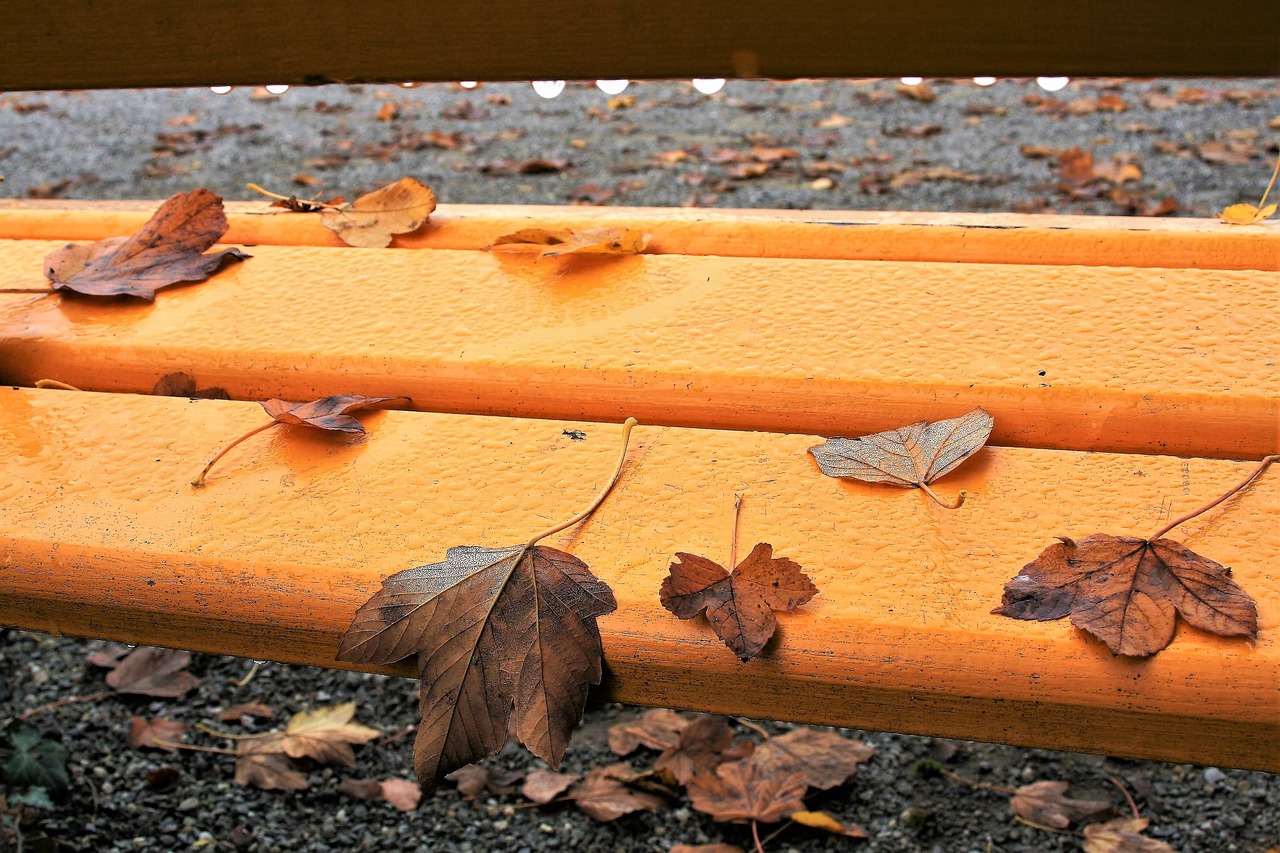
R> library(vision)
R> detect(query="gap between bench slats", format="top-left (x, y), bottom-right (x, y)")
top-left (1, 390), bottom-right (1276, 769)
top-left (1, 202), bottom-right (1277, 270)
top-left (1, 241), bottom-right (1276, 459)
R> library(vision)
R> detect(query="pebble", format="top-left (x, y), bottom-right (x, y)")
top-left (1204, 767), bottom-right (1228, 785)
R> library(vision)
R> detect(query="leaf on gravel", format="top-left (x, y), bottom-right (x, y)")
top-left (896, 81), bottom-right (936, 102)
top-left (261, 394), bottom-right (410, 434)
top-left (1218, 202), bottom-right (1277, 225)
top-left (521, 768), bottom-right (582, 804)
top-left (337, 543), bottom-right (617, 791)
top-left (1010, 780), bottom-right (1113, 828)
top-left (791, 809), bottom-right (869, 837)
top-left (686, 756), bottom-right (808, 824)
top-left (608, 708), bottom-right (694, 756)
top-left (444, 764), bottom-right (525, 799)
top-left (994, 533), bottom-right (1258, 657)
top-left (338, 778), bottom-right (422, 811)
top-left (569, 764), bottom-right (667, 821)
top-left (3, 723), bottom-right (70, 791)
top-left (85, 644), bottom-right (132, 668)
top-left (660, 542), bottom-right (817, 661)
top-left (152, 371), bottom-right (230, 400)
top-left (488, 226), bottom-right (650, 258)
top-left (234, 736), bottom-right (308, 791)
top-left (44, 188), bottom-right (248, 300)
top-left (670, 846), bottom-right (746, 853)
top-left (320, 176), bottom-right (437, 248)
top-left (126, 717), bottom-right (190, 752)
top-left (750, 727), bottom-right (874, 790)
top-left (218, 702), bottom-right (275, 722)
top-left (1082, 817), bottom-right (1177, 852)
top-left (280, 701), bottom-right (380, 767)
top-left (809, 407), bottom-right (993, 507)
top-left (104, 647), bottom-right (202, 698)
top-left (654, 715), bottom-right (736, 784)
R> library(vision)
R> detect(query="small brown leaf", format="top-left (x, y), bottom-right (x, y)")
top-left (608, 708), bottom-right (693, 755)
top-left (320, 177), bottom-right (437, 248)
top-left (105, 647), bottom-right (201, 698)
top-left (85, 644), bottom-right (131, 668)
top-left (234, 736), bottom-right (308, 791)
top-left (126, 717), bottom-right (190, 752)
top-left (1082, 817), bottom-right (1177, 852)
top-left (670, 846), bottom-right (746, 853)
top-left (661, 543), bottom-right (817, 661)
top-left (569, 764), bottom-right (666, 821)
top-left (339, 777), bottom-right (422, 811)
top-left (790, 809), bottom-right (869, 837)
top-left (809, 407), bottom-right (993, 508)
top-left (218, 702), bottom-right (275, 722)
top-left (488, 226), bottom-right (650, 258)
top-left (1219, 202), bottom-right (1278, 225)
top-left (260, 394), bottom-right (410, 434)
top-left (45, 189), bottom-right (248, 300)
top-left (521, 768), bottom-right (582, 804)
top-left (995, 533), bottom-right (1258, 657)
top-left (280, 701), bottom-right (380, 767)
top-left (1010, 780), bottom-right (1113, 828)
top-left (654, 716), bottom-right (735, 784)
top-left (686, 756), bottom-right (808, 824)
top-left (750, 727), bottom-right (874, 790)
top-left (443, 764), bottom-right (491, 798)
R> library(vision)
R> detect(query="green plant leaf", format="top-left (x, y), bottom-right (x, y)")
top-left (4, 724), bottom-right (70, 792)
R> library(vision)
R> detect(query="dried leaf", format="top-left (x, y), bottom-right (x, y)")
top-left (320, 177), bottom-right (437, 248)
top-left (85, 644), bottom-right (131, 668)
top-left (670, 846), bottom-right (745, 853)
top-left (569, 764), bottom-right (666, 821)
top-left (896, 82), bottom-right (936, 102)
top-left (750, 727), bottom-right (874, 790)
top-left (105, 647), bottom-right (201, 698)
top-left (1219, 202), bottom-right (1278, 225)
top-left (791, 809), bottom-right (869, 837)
top-left (521, 768), bottom-right (582, 804)
top-left (1010, 780), bottom-right (1113, 828)
top-left (809, 407), bottom-right (993, 507)
top-left (661, 543), bottom-right (817, 661)
top-left (280, 701), bottom-right (380, 767)
top-left (234, 736), bottom-right (308, 791)
top-left (654, 716), bottom-right (735, 784)
top-left (443, 764), bottom-right (491, 798)
top-left (607, 708), bottom-right (692, 755)
top-left (126, 717), bottom-right (190, 752)
top-left (218, 702), bottom-right (275, 722)
top-left (339, 777), bottom-right (422, 811)
top-left (686, 756), bottom-right (808, 824)
top-left (488, 227), bottom-right (650, 258)
top-left (152, 371), bottom-right (229, 400)
top-left (337, 544), bottom-right (617, 790)
top-left (44, 189), bottom-right (248, 300)
top-left (1082, 818), bottom-right (1177, 852)
top-left (260, 394), bottom-right (409, 434)
top-left (995, 534), bottom-right (1257, 657)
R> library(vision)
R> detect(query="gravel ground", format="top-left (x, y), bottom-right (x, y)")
top-left (2, 78), bottom-right (1278, 853)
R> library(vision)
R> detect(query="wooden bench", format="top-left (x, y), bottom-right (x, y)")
top-left (2, 4), bottom-right (1278, 774)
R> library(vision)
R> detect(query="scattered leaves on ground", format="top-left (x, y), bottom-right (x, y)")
top-left (749, 727), bottom-right (873, 790)
top-left (319, 176), bottom-right (437, 247)
top-left (279, 701), bottom-right (380, 766)
top-left (488, 226), bottom-right (650, 258)
top-left (569, 764), bottom-right (667, 821)
top-left (1010, 780), bottom-right (1113, 828)
top-left (809, 407), bottom-right (993, 508)
top-left (1082, 817), bottom-right (1178, 852)
top-left (338, 544), bottom-right (617, 790)
top-left (444, 764), bottom-right (524, 798)
top-left (686, 755), bottom-right (808, 823)
top-left (608, 707), bottom-right (690, 756)
top-left (521, 769), bottom-right (582, 804)
top-left (660, 543), bottom-right (817, 661)
top-left (234, 738), bottom-right (309, 791)
top-left (126, 717), bottom-right (190, 752)
top-left (97, 647), bottom-right (202, 698)
top-left (338, 778), bottom-right (422, 811)
top-left (44, 189), bottom-right (248, 300)
top-left (654, 716), bottom-right (736, 784)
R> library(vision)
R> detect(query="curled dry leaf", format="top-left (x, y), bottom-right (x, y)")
top-left (126, 717), bottom-right (190, 752)
top-left (1010, 780), bottom-right (1113, 829)
top-left (750, 727), bottom-right (874, 791)
top-left (337, 544), bottom-right (617, 790)
top-left (994, 533), bottom-right (1257, 657)
top-left (790, 809), bottom-right (869, 838)
top-left (45, 189), bottom-right (248, 300)
top-left (608, 707), bottom-right (691, 755)
top-left (280, 701), bottom-right (380, 767)
top-left (660, 543), bottom-right (817, 661)
top-left (809, 407), bottom-right (993, 509)
top-left (1218, 202), bottom-right (1277, 225)
top-left (262, 394), bottom-right (411, 434)
top-left (569, 764), bottom-right (667, 822)
top-left (654, 716), bottom-right (735, 784)
top-left (521, 768), bottom-right (582, 804)
top-left (488, 226), bottom-right (650, 258)
top-left (320, 177), bottom-right (437, 248)
top-left (1082, 817), bottom-right (1177, 853)
top-left (104, 647), bottom-right (202, 698)
top-left (234, 736), bottom-right (308, 791)
top-left (686, 756), bottom-right (808, 824)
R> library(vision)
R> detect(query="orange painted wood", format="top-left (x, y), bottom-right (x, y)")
top-left (1, 239), bottom-right (1276, 459)
top-left (2, 201), bottom-right (1277, 270)
top-left (1, 388), bottom-right (1276, 769)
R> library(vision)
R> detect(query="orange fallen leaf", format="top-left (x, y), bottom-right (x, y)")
top-left (320, 177), bottom-right (437, 248)
top-left (488, 226), bottom-right (650, 258)
top-left (280, 701), bottom-right (380, 767)
top-left (791, 809), bottom-right (869, 837)
top-left (44, 189), bottom-right (248, 300)
top-left (1082, 817), bottom-right (1176, 852)
top-left (661, 543), bottom-right (817, 661)
top-left (1219, 150), bottom-right (1279, 225)
top-left (809, 407), bottom-right (993, 509)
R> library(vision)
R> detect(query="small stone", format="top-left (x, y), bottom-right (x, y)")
top-left (177, 797), bottom-right (200, 812)
top-left (1203, 767), bottom-right (1226, 785)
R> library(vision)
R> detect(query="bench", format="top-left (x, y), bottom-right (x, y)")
top-left (2, 5), bottom-right (1278, 776)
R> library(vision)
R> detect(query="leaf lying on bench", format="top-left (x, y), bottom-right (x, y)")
top-left (809, 407), bottom-right (993, 509)
top-left (488, 226), bottom-right (650, 258)
top-left (319, 176), bottom-right (437, 247)
top-left (44, 188), bottom-right (248, 300)
top-left (660, 543), bottom-right (817, 661)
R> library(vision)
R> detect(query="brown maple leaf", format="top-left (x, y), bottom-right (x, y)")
top-left (608, 707), bottom-right (691, 755)
top-left (521, 768), bottom-right (582, 804)
top-left (654, 716), bottom-right (736, 784)
top-left (279, 702), bottom-right (380, 767)
top-left (809, 407), bottom-right (993, 509)
top-left (44, 189), bottom-right (248, 300)
top-left (749, 727), bottom-right (873, 790)
top-left (126, 717), bottom-right (190, 752)
top-left (568, 764), bottom-right (667, 821)
top-left (444, 764), bottom-right (524, 798)
top-left (488, 226), bottom-right (650, 258)
top-left (661, 543), bottom-right (817, 661)
top-left (1010, 780), bottom-right (1113, 828)
top-left (103, 647), bottom-right (201, 698)
top-left (319, 177), bottom-right (437, 248)
top-left (1082, 817), bottom-right (1177, 852)
top-left (686, 755), bottom-right (808, 824)
top-left (234, 736), bottom-right (308, 791)
top-left (193, 394), bottom-right (409, 486)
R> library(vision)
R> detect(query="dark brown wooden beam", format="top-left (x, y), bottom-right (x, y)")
top-left (1, 0), bottom-right (1276, 91)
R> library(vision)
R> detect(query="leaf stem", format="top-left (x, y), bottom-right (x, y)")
top-left (18, 690), bottom-right (113, 719)
top-left (934, 765), bottom-right (1014, 794)
top-left (734, 717), bottom-right (773, 740)
top-left (751, 819), bottom-right (766, 853)
top-left (151, 739), bottom-right (238, 755)
top-left (246, 182), bottom-right (341, 211)
top-left (193, 420), bottom-right (279, 487)
top-left (1149, 455), bottom-right (1277, 540)
top-left (1013, 815), bottom-right (1081, 836)
top-left (919, 482), bottom-right (967, 510)
top-left (730, 492), bottom-right (744, 568)
top-left (34, 379), bottom-right (84, 391)
top-left (524, 418), bottom-right (638, 548)
top-left (229, 659), bottom-right (261, 687)
top-left (757, 820), bottom-right (794, 849)
top-left (195, 722), bottom-right (274, 740)
top-left (1107, 774), bottom-right (1141, 820)
top-left (1257, 149), bottom-right (1280, 211)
